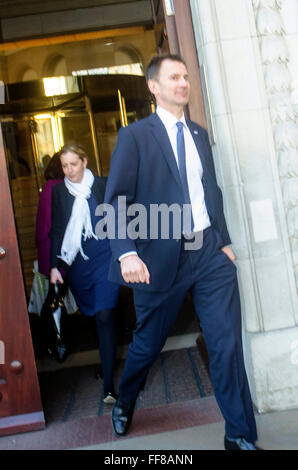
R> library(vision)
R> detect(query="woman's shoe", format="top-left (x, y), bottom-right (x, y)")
top-left (103, 392), bottom-right (117, 404)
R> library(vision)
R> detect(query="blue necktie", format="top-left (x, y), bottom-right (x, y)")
top-left (176, 122), bottom-right (194, 233)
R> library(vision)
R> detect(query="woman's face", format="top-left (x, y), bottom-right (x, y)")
top-left (60, 151), bottom-right (87, 183)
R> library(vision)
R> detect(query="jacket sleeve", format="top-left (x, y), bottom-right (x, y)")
top-left (50, 185), bottom-right (67, 269)
top-left (35, 181), bottom-right (52, 245)
top-left (200, 126), bottom-right (232, 247)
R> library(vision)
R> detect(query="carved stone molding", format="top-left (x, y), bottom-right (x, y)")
top-left (252, 0), bottom-right (298, 292)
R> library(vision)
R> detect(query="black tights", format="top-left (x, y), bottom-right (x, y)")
top-left (95, 308), bottom-right (116, 395)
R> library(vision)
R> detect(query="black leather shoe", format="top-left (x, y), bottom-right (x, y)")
top-left (112, 398), bottom-right (136, 437)
top-left (224, 435), bottom-right (262, 450)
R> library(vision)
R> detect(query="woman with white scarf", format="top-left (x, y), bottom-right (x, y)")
top-left (50, 143), bottom-right (120, 404)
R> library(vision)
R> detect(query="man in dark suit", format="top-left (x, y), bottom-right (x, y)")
top-left (104, 54), bottom-right (259, 450)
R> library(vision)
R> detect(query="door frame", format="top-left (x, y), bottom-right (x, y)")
top-left (161, 0), bottom-right (207, 129)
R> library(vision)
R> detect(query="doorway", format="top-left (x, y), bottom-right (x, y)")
top-left (0, 1), bottom-right (203, 360)
top-left (1, 74), bottom-right (152, 298)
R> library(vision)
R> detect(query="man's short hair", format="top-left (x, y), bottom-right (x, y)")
top-left (145, 54), bottom-right (187, 82)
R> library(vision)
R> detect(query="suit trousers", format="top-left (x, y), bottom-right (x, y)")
top-left (119, 226), bottom-right (257, 442)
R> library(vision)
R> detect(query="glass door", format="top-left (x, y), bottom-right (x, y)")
top-left (30, 113), bottom-right (64, 190)
top-left (59, 105), bottom-right (100, 176)
top-left (2, 118), bottom-right (40, 296)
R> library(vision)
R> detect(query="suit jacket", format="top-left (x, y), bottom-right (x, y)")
top-left (104, 113), bottom-right (231, 292)
top-left (50, 175), bottom-right (107, 270)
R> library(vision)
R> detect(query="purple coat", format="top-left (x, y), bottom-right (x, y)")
top-left (35, 178), bottom-right (63, 276)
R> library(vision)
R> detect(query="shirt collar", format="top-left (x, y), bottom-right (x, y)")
top-left (156, 106), bottom-right (187, 132)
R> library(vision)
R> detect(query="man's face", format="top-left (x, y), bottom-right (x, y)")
top-left (148, 59), bottom-right (190, 112)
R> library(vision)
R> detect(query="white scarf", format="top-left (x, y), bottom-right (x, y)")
top-left (58, 168), bottom-right (97, 265)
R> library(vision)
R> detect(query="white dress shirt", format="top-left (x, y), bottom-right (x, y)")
top-left (156, 106), bottom-right (211, 233)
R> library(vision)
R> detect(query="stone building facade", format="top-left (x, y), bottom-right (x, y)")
top-left (190, 0), bottom-right (298, 412)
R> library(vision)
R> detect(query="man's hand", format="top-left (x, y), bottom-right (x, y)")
top-left (120, 254), bottom-right (150, 284)
top-left (221, 245), bottom-right (236, 263)
top-left (50, 267), bottom-right (64, 284)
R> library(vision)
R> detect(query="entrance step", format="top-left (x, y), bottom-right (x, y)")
top-left (0, 396), bottom-right (222, 450)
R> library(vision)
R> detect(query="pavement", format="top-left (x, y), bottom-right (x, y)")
top-left (0, 332), bottom-right (297, 451)
top-left (75, 406), bottom-right (298, 451)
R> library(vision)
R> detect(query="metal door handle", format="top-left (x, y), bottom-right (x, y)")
top-left (0, 246), bottom-right (6, 259)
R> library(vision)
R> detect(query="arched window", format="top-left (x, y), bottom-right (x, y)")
top-left (17, 67), bottom-right (38, 82)
top-left (114, 45), bottom-right (142, 65)
top-left (43, 54), bottom-right (68, 77)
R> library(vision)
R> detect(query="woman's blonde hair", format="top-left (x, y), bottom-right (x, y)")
top-left (59, 142), bottom-right (88, 162)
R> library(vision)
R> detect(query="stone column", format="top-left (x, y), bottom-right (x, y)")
top-left (190, 0), bottom-right (298, 412)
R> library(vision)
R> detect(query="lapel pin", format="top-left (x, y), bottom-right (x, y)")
top-left (194, 130), bottom-right (198, 135)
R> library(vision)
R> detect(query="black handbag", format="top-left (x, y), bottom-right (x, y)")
top-left (40, 282), bottom-right (68, 363)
